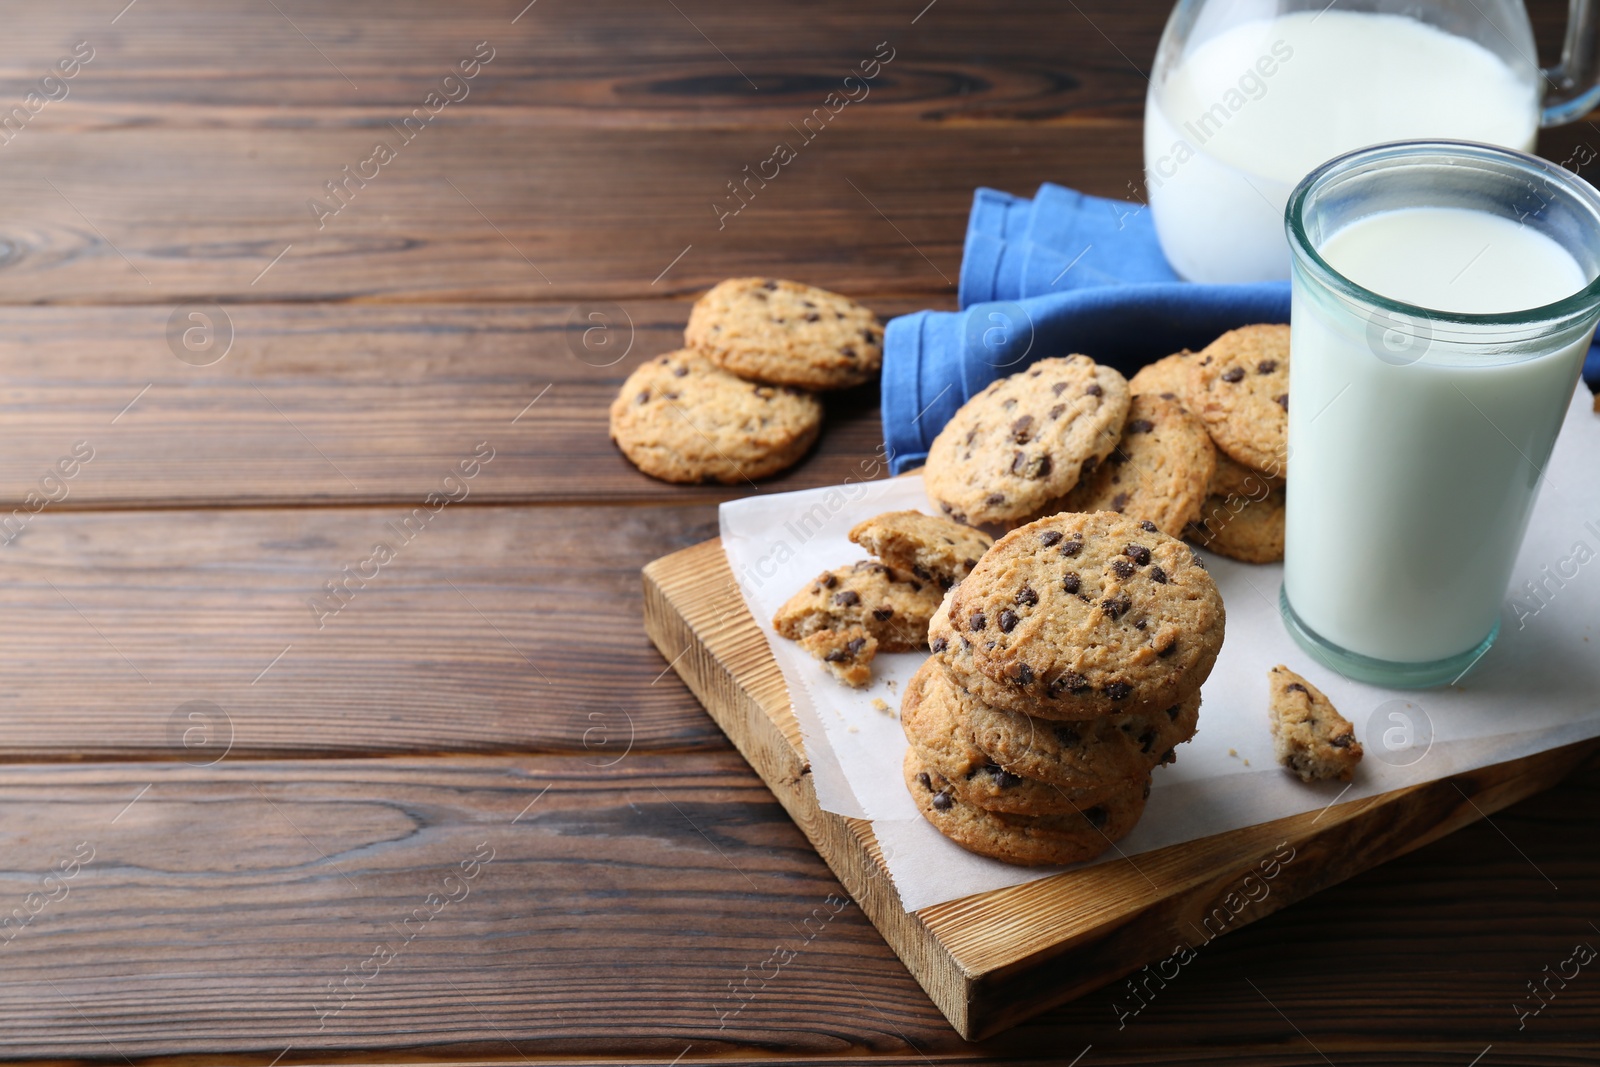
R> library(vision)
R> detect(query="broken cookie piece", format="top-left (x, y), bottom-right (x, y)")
top-left (847, 509), bottom-right (994, 589)
top-left (772, 559), bottom-right (941, 652)
top-left (1267, 665), bottom-right (1363, 782)
top-left (799, 626), bottom-right (877, 688)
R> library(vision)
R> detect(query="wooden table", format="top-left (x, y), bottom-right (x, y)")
top-left (0, 2), bottom-right (1594, 1063)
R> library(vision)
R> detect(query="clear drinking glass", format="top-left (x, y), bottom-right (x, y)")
top-left (1144, 0), bottom-right (1600, 283)
top-left (1281, 141), bottom-right (1600, 687)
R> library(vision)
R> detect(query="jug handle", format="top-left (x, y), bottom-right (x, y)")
top-left (1543, 0), bottom-right (1600, 126)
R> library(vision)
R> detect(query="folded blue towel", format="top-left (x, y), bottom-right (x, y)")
top-left (883, 183), bottom-right (1600, 474)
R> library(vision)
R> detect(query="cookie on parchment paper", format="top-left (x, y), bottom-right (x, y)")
top-left (1187, 324), bottom-right (1290, 475)
top-left (685, 277), bottom-right (883, 390)
top-left (608, 350), bottom-right (822, 484)
top-left (773, 560), bottom-right (942, 653)
top-left (903, 748), bottom-right (1150, 867)
top-left (923, 356), bottom-right (1131, 528)
top-left (848, 510), bottom-right (994, 590)
top-left (938, 512), bottom-right (1224, 718)
top-left (1057, 392), bottom-right (1216, 535)
top-left (1267, 665), bottom-right (1363, 783)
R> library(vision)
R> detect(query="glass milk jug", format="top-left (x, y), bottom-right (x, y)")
top-left (1144, 0), bottom-right (1600, 283)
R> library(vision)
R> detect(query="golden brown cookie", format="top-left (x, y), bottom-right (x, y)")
top-left (1188, 324), bottom-right (1290, 474)
top-left (938, 512), bottom-right (1225, 718)
top-left (799, 626), bottom-right (877, 688)
top-left (1208, 449), bottom-right (1285, 497)
top-left (1267, 665), bottom-right (1363, 782)
top-left (848, 510), bottom-right (994, 590)
top-left (685, 277), bottom-right (882, 390)
top-left (923, 356), bottom-right (1131, 527)
top-left (1058, 393), bottom-right (1216, 535)
top-left (904, 748), bottom-right (1150, 867)
top-left (608, 350), bottom-right (822, 484)
top-left (773, 560), bottom-right (941, 653)
top-left (1186, 487), bottom-right (1286, 564)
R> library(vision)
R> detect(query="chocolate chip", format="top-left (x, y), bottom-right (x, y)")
top-left (1110, 492), bottom-right (1130, 512)
top-left (1149, 565), bottom-right (1168, 584)
top-left (862, 328), bottom-right (875, 343)
top-left (842, 346), bottom-right (857, 359)
top-left (1128, 418), bottom-right (1155, 434)
top-left (999, 609), bottom-right (1019, 632)
top-left (1051, 672), bottom-right (1090, 697)
top-left (672, 365), bottom-right (689, 377)
top-left (1086, 383), bottom-right (1103, 396)
top-left (1060, 536), bottom-right (1083, 557)
top-left (1156, 637), bottom-right (1177, 657)
top-left (931, 790), bottom-right (952, 811)
top-left (1048, 403), bottom-right (1066, 419)
top-left (1125, 544), bottom-right (1151, 566)
top-left (663, 391), bottom-right (679, 400)
top-left (1011, 663), bottom-right (1034, 686)
top-left (752, 290), bottom-right (768, 301)
top-left (969, 612), bottom-right (986, 631)
top-left (917, 772), bottom-right (931, 790)
top-left (1287, 683), bottom-right (1308, 693)
top-left (1081, 455), bottom-right (1099, 478)
top-left (1015, 585), bottom-right (1038, 607)
top-left (1112, 559), bottom-right (1135, 579)
top-left (1011, 415), bottom-right (1035, 443)
top-left (636, 390), bottom-right (650, 404)
top-left (1051, 382), bottom-right (1068, 396)
top-left (1257, 359), bottom-right (1278, 374)
top-left (1165, 705), bottom-right (1179, 720)
top-left (1104, 681), bottom-right (1132, 700)
top-left (1331, 733), bottom-right (1355, 749)
top-left (1138, 729), bottom-right (1157, 753)
top-left (1040, 530), bottom-right (1063, 547)
top-left (1134, 619), bottom-right (1147, 630)
top-left (872, 607), bottom-right (894, 621)
top-left (1053, 723), bottom-right (1082, 746)
top-left (1221, 366), bottom-right (1245, 383)
top-left (1275, 392), bottom-right (1289, 411)
top-left (985, 493), bottom-right (1006, 506)
top-left (762, 279), bottom-right (779, 289)
top-left (963, 557), bottom-right (978, 568)
top-left (805, 311), bottom-right (820, 322)
top-left (1139, 520), bottom-right (1158, 533)
top-left (846, 637), bottom-right (866, 655)
top-left (824, 649), bottom-right (846, 663)
top-left (1191, 551), bottom-right (1207, 569)
top-left (1085, 805), bottom-right (1109, 828)
top-left (1158, 748), bottom-right (1176, 766)
top-left (833, 590), bottom-right (859, 607)
top-left (1062, 572), bottom-right (1080, 594)
top-left (822, 574), bottom-right (838, 589)
top-left (1101, 595), bottom-right (1131, 619)
top-left (931, 636), bottom-right (948, 653)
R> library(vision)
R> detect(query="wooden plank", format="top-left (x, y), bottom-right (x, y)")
top-left (642, 538), bottom-right (1600, 1040)
top-left (0, 301), bottom-right (897, 508)
top-left (0, 502), bottom-right (758, 760)
top-left (0, 753), bottom-right (1595, 1063)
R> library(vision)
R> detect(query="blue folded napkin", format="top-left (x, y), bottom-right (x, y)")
top-left (882, 183), bottom-right (1600, 474)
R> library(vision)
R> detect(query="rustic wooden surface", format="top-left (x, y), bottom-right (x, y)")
top-left (0, 1), bottom-right (1594, 1063)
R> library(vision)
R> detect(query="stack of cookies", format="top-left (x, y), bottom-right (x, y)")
top-left (608, 278), bottom-right (883, 485)
top-left (1129, 324), bottom-right (1291, 563)
top-left (903, 510), bottom-right (1224, 866)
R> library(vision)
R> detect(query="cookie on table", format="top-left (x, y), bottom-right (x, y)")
top-left (904, 749), bottom-right (1150, 867)
top-left (609, 350), bottom-right (822, 484)
top-left (684, 277), bottom-right (883, 390)
top-left (1209, 449), bottom-right (1284, 498)
top-left (1057, 393), bottom-right (1216, 535)
top-left (1188, 324), bottom-right (1290, 474)
top-left (773, 560), bottom-right (941, 653)
top-left (1267, 665), bottom-right (1363, 782)
top-left (902, 659), bottom-right (1123, 814)
top-left (923, 356), bottom-right (1131, 528)
top-left (964, 689), bottom-right (1200, 790)
top-left (941, 512), bottom-right (1225, 718)
top-left (1128, 349), bottom-right (1199, 401)
top-left (1186, 488), bottom-right (1286, 564)
top-left (799, 626), bottom-right (877, 688)
top-left (848, 510), bottom-right (994, 590)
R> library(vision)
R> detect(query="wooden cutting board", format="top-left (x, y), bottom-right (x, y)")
top-left (642, 537), bottom-right (1596, 1040)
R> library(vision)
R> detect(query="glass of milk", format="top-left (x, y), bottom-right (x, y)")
top-left (1282, 140), bottom-right (1600, 687)
top-left (1145, 0), bottom-right (1600, 283)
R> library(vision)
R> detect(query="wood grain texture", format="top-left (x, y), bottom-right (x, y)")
top-left (0, 302), bottom-right (898, 508)
top-left (0, 754), bottom-right (1595, 1063)
top-left (643, 538), bottom-right (1600, 1041)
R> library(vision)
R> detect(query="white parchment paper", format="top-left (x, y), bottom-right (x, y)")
top-left (719, 387), bottom-right (1600, 912)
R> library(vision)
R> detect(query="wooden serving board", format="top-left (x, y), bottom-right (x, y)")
top-left (642, 538), bottom-right (1597, 1040)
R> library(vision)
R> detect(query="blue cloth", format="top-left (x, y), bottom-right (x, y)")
top-left (883, 183), bottom-right (1600, 474)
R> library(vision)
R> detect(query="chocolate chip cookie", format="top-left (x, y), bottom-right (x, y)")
top-left (1267, 665), bottom-right (1363, 782)
top-left (1128, 349), bottom-right (1199, 401)
top-left (773, 560), bottom-right (942, 653)
top-left (1188, 324), bottom-right (1290, 475)
top-left (684, 277), bottom-right (883, 390)
top-left (901, 659), bottom-right (1128, 813)
top-left (848, 510), bottom-right (994, 590)
top-left (923, 356), bottom-right (1131, 527)
top-left (1186, 487), bottom-right (1286, 564)
top-left (1209, 449), bottom-right (1284, 498)
top-left (940, 512), bottom-right (1225, 717)
top-left (609, 350), bottom-right (823, 484)
top-left (1058, 393), bottom-right (1216, 535)
top-left (800, 626), bottom-right (877, 688)
top-left (904, 748), bottom-right (1150, 867)
top-left (964, 689), bottom-right (1200, 790)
